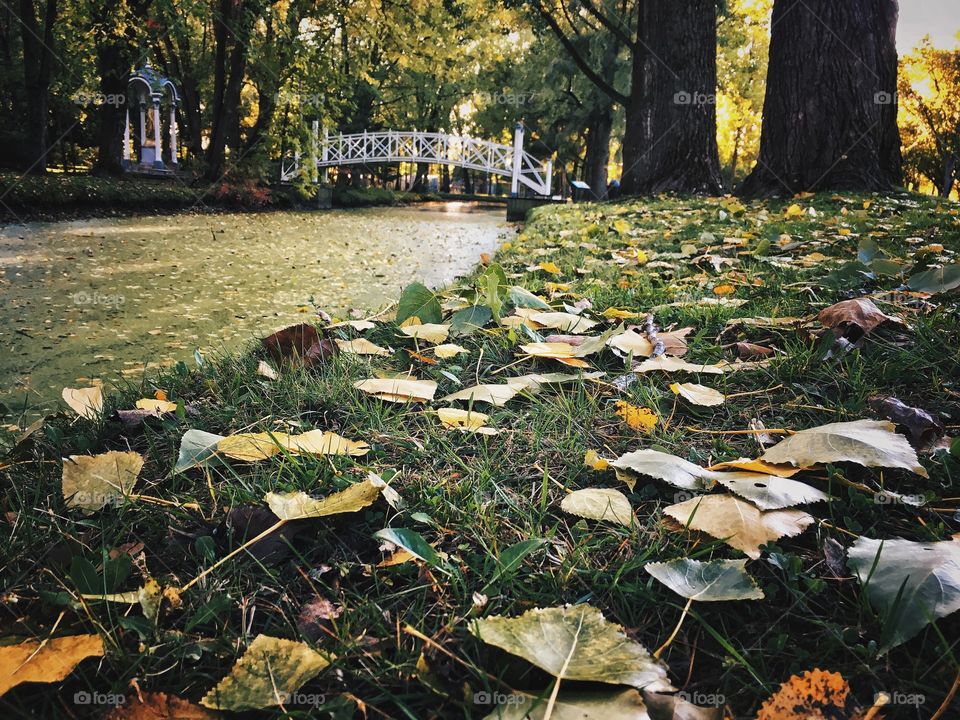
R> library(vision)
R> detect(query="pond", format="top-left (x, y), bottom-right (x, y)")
top-left (0, 203), bottom-right (508, 415)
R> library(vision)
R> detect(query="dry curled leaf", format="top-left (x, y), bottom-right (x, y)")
top-left (0, 634), bottom-right (105, 694)
top-left (818, 298), bottom-right (902, 340)
top-left (354, 377), bottom-right (437, 403)
top-left (755, 669), bottom-right (869, 720)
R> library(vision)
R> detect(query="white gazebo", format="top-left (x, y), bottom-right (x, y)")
top-left (123, 64), bottom-right (179, 171)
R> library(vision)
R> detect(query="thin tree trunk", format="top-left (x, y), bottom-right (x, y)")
top-left (17, 0), bottom-right (57, 173)
top-left (739, 0), bottom-right (901, 196)
top-left (583, 105), bottom-right (613, 200)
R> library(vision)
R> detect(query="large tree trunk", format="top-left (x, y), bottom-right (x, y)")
top-left (621, 0), bottom-right (722, 195)
top-left (583, 105), bottom-right (613, 200)
top-left (740, 0), bottom-right (901, 197)
top-left (91, 43), bottom-right (128, 176)
top-left (16, 0), bottom-right (57, 173)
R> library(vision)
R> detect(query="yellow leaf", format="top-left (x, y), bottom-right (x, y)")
top-left (256, 360), bottom-right (278, 380)
top-left (200, 635), bottom-right (331, 711)
top-left (135, 398), bottom-right (178, 413)
top-left (538, 261), bottom-right (562, 275)
top-left (336, 338), bottom-right (392, 356)
top-left (713, 284), bottom-right (736, 296)
top-left (614, 401), bottom-right (657, 433)
top-left (669, 382), bottom-right (725, 407)
top-left (283, 429), bottom-right (369, 457)
top-left (265, 476), bottom-right (388, 520)
top-left (354, 377), bottom-right (438, 403)
top-left (435, 407), bottom-right (496, 434)
top-left (61, 386), bottom-right (103, 420)
top-left (400, 323), bottom-right (450, 344)
top-left (635, 249), bottom-right (649, 264)
top-left (707, 457), bottom-right (802, 477)
top-left (62, 451), bottom-right (144, 513)
top-left (0, 634), bottom-right (105, 694)
top-left (154, 389), bottom-right (168, 401)
top-left (584, 449), bottom-right (609, 471)
top-left (432, 343), bottom-right (467, 358)
top-left (838, 228), bottom-right (851, 236)
top-left (785, 204), bottom-right (803, 218)
top-left (217, 433), bottom-right (285, 462)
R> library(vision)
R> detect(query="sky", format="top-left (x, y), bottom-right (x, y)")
top-left (898, 0), bottom-right (960, 53)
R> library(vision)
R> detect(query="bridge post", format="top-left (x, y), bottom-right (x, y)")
top-left (310, 119), bottom-right (319, 184)
top-left (322, 128), bottom-right (329, 184)
top-left (511, 121), bottom-right (524, 196)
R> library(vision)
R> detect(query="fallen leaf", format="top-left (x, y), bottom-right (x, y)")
top-left (527, 312), bottom-right (598, 333)
top-left (105, 692), bottom-right (217, 719)
top-left (483, 689), bottom-right (650, 720)
top-left (62, 451), bottom-right (144, 513)
top-left (538, 261), bottom-right (562, 275)
top-left (396, 282), bottom-right (443, 325)
top-left (645, 558), bottom-right (764, 601)
top-left (135, 398), bottom-right (178, 413)
top-left (607, 328), bottom-right (691, 358)
top-left (256, 360), bottom-right (278, 379)
top-left (730, 342), bottom-right (774, 360)
top-left (634, 356), bottom-right (726, 375)
top-left (907, 264), bottom-right (960, 294)
top-left (761, 420), bottom-right (927, 477)
top-left (400, 323), bottom-right (450, 344)
top-left (260, 323), bottom-right (321, 364)
top-left (642, 691), bottom-right (723, 720)
top-left (868, 396), bottom-right (944, 448)
top-left (472, 604), bottom-right (668, 689)
top-left (0, 634), bottom-right (105, 694)
top-left (614, 401), bottom-right (658, 432)
top-left (584, 449), bottom-right (609, 471)
top-left (847, 537), bottom-right (960, 649)
top-left (265, 476), bottom-right (388, 520)
top-left (611, 449), bottom-right (716, 491)
top-left (432, 343), bottom-right (467, 358)
top-left (336, 338), bottom-right (392, 356)
top-left (664, 494), bottom-right (814, 559)
top-left (435, 407), bottom-right (496, 434)
top-left (713, 284), bottom-right (735, 296)
top-left (755, 669), bottom-right (865, 720)
top-left (670, 383), bottom-right (725, 407)
top-left (561, 488), bottom-right (633, 526)
top-left (818, 298), bottom-right (902, 340)
top-left (200, 635), bottom-right (331, 711)
top-left (283, 429), bottom-right (370, 457)
top-left (354, 378), bottom-right (437, 403)
top-left (174, 429), bottom-right (226, 473)
top-left (706, 457), bottom-right (801, 477)
top-left (62, 386), bottom-right (103, 420)
top-left (216, 432), bottom-right (284, 461)
top-left (441, 383), bottom-right (521, 407)
top-left (713, 472), bottom-right (829, 510)
top-left (296, 596), bottom-right (343, 643)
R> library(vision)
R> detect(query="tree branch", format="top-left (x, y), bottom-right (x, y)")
top-left (578, 0), bottom-right (634, 49)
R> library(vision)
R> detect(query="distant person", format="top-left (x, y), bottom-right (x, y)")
top-left (607, 179), bottom-right (621, 200)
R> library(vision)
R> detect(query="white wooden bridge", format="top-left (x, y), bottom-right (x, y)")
top-left (281, 122), bottom-right (553, 196)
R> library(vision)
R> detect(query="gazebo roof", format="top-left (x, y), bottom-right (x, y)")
top-left (129, 63), bottom-right (179, 102)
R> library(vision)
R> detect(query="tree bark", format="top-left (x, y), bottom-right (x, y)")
top-left (583, 105), bottom-right (613, 200)
top-left (16, 0), bottom-right (57, 173)
top-left (621, 0), bottom-right (722, 195)
top-left (740, 0), bottom-right (901, 197)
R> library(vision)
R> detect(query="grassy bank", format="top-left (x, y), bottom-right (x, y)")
top-left (2, 192), bottom-right (959, 719)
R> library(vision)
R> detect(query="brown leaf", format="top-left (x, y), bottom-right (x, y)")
top-left (818, 298), bottom-right (902, 340)
top-left (755, 668), bottom-right (874, 720)
top-left (105, 692), bottom-right (217, 719)
top-left (303, 338), bottom-right (339, 366)
top-left (868, 395), bottom-right (944, 448)
top-left (261, 323), bottom-right (321, 364)
top-left (0, 634), bottom-right (105, 694)
top-left (730, 342), bottom-right (774, 360)
top-left (297, 595), bottom-right (343, 642)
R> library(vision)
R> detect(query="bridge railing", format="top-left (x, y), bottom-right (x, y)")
top-left (280, 123), bottom-right (552, 196)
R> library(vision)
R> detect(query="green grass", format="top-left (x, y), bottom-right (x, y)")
top-left (1, 192), bottom-right (959, 718)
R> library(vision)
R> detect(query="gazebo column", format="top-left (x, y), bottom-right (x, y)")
top-left (138, 102), bottom-right (147, 165)
top-left (169, 102), bottom-right (179, 168)
top-left (122, 106), bottom-right (131, 169)
top-left (151, 97), bottom-right (165, 169)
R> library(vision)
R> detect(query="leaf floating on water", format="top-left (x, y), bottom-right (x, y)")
top-left (560, 488), bottom-right (633, 526)
top-left (847, 537), bottom-right (960, 649)
top-left (645, 559), bottom-right (764, 601)
top-left (354, 377), bottom-right (438, 403)
top-left (200, 635), bottom-right (331, 711)
top-left (713, 472), bottom-right (829, 510)
top-left (62, 450), bottom-right (144, 513)
top-left (664, 494), bottom-right (814, 559)
top-left (265, 476), bottom-right (388, 520)
top-left (62, 386), bottom-right (103, 419)
top-left (472, 604), bottom-right (668, 689)
top-left (0, 634), bottom-right (105, 694)
top-left (669, 382), bottom-right (725, 407)
top-left (761, 419), bottom-right (927, 477)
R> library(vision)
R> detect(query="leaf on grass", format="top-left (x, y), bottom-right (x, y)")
top-left (584, 449), bottom-right (609, 471)
top-left (284, 429), bottom-right (370, 457)
top-left (174, 429), bottom-right (226, 472)
top-left (441, 372), bottom-right (603, 407)
top-left (450, 305), bottom-right (493, 336)
top-left (847, 537), bottom-right (960, 648)
top-left (611, 449), bottom-right (716, 491)
top-left (706, 458), bottom-right (801, 477)
top-left (664, 494), bottom-right (814, 559)
top-left (433, 343), bottom-right (467, 358)
top-left (200, 635), bottom-right (331, 711)
top-left (134, 398), bottom-right (178, 413)
top-left (0, 634), bottom-right (105, 694)
top-left (527, 312), bottom-right (598, 334)
top-left (670, 383), bottom-right (725, 407)
top-left (435, 407), bottom-right (496, 435)
top-left (868, 395), bottom-right (944, 448)
top-left (907, 264), bottom-right (960, 294)
top-left (561, 488), bottom-right (633, 526)
top-left (483, 689), bottom-right (650, 720)
top-left (634, 356), bottom-right (726, 375)
top-left (713, 472), bottom-right (829, 510)
top-left (608, 327), bottom-right (691, 358)
top-left (645, 559), bottom-right (764, 601)
top-left (818, 298), bottom-right (902, 339)
top-left (400, 323), bottom-right (450, 344)
top-left (354, 378), bottom-right (437, 403)
top-left (217, 432), bottom-right (283, 461)
top-left (761, 419), bottom-right (927, 477)
top-left (537, 261), bottom-right (562, 275)
top-left (335, 338), bottom-right (392, 356)
top-left (396, 282), bottom-right (443, 325)
top-left (104, 692), bottom-right (217, 719)
top-left (642, 691), bottom-right (723, 720)
top-left (62, 451), bottom-right (144, 513)
top-left (256, 360), bottom-right (279, 380)
top-left (509, 285), bottom-right (552, 310)
top-left (82, 578), bottom-right (163, 624)
top-left (62, 386), bottom-right (103, 419)
top-left (374, 527), bottom-right (442, 566)
top-left (472, 604), bottom-right (668, 689)
top-left (260, 323), bottom-right (321, 365)
top-left (265, 476), bottom-right (387, 520)
top-left (755, 669), bottom-right (863, 720)
top-left (614, 401), bottom-right (657, 433)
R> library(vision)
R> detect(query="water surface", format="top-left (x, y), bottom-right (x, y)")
top-left (0, 203), bottom-right (507, 413)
